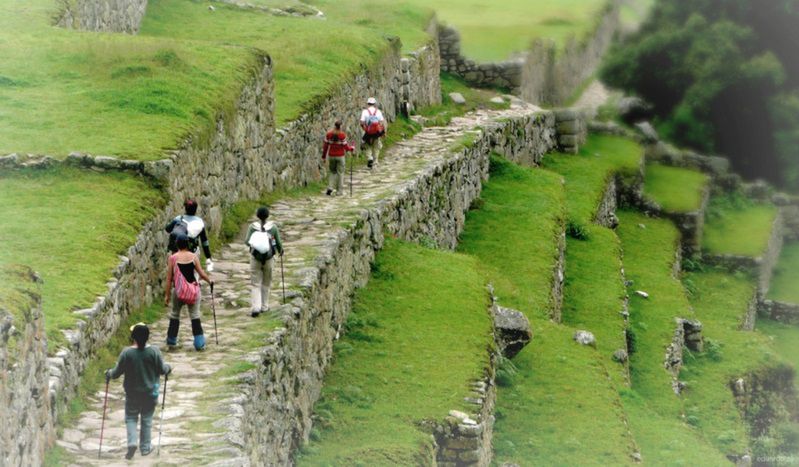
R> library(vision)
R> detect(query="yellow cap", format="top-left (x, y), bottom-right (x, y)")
top-left (129, 322), bottom-right (147, 332)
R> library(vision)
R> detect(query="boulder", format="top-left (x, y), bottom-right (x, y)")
top-left (573, 330), bottom-right (596, 347)
top-left (634, 121), bottom-right (659, 143)
top-left (448, 92), bottom-right (467, 105)
top-left (617, 96), bottom-right (653, 124)
top-left (489, 96), bottom-right (505, 105)
top-left (493, 306), bottom-right (532, 358)
top-left (612, 349), bottom-right (628, 363)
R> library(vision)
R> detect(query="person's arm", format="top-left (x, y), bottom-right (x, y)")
top-left (194, 256), bottom-right (212, 284)
top-left (164, 218), bottom-right (177, 234)
top-left (199, 228), bottom-right (211, 260)
top-left (164, 256), bottom-right (174, 306)
top-left (270, 225), bottom-right (284, 255)
top-left (244, 224), bottom-right (255, 248)
top-left (322, 133), bottom-right (330, 160)
top-left (106, 349), bottom-right (126, 381)
top-left (359, 110), bottom-right (368, 130)
top-left (154, 347), bottom-right (171, 376)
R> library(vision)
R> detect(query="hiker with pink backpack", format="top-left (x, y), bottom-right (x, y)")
top-left (360, 97), bottom-right (386, 169)
top-left (164, 234), bottom-right (213, 351)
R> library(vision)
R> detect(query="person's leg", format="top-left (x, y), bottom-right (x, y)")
top-left (189, 297), bottom-right (204, 350)
top-left (167, 290), bottom-right (180, 346)
top-left (374, 138), bottom-right (383, 165)
top-left (250, 256), bottom-right (263, 316)
top-left (139, 396), bottom-right (157, 455)
top-left (260, 258), bottom-right (273, 312)
top-left (125, 396), bottom-right (140, 459)
top-left (334, 157), bottom-right (344, 194)
top-left (366, 140), bottom-right (376, 168)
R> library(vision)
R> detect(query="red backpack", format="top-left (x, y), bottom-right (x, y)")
top-left (171, 254), bottom-right (200, 305)
top-left (365, 108), bottom-right (384, 136)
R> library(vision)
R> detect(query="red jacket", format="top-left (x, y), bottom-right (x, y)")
top-left (322, 130), bottom-right (354, 158)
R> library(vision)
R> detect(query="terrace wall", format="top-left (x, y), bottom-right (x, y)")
top-left (239, 111), bottom-right (562, 465)
top-left (56, 0), bottom-right (149, 34)
top-left (0, 268), bottom-right (52, 467)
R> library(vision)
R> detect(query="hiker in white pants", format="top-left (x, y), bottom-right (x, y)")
top-left (244, 206), bottom-right (283, 317)
top-left (360, 97), bottom-right (386, 169)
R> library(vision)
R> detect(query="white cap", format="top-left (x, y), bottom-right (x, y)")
top-left (367, 97), bottom-right (377, 105)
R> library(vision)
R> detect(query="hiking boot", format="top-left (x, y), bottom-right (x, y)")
top-left (140, 447), bottom-right (152, 457)
top-left (251, 310), bottom-right (260, 318)
top-left (325, 188), bottom-right (333, 196)
top-left (125, 446), bottom-right (137, 460)
top-left (367, 159), bottom-right (374, 169)
top-left (193, 334), bottom-right (206, 351)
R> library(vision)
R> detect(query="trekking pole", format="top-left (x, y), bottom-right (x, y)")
top-left (210, 282), bottom-right (219, 346)
top-left (280, 253), bottom-right (287, 304)
top-left (157, 373), bottom-right (168, 457)
top-left (98, 377), bottom-right (110, 458)
top-left (350, 154), bottom-right (353, 197)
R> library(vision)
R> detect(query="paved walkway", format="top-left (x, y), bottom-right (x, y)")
top-left (58, 101), bottom-right (539, 466)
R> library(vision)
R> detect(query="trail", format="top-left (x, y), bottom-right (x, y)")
top-left (58, 101), bottom-right (540, 466)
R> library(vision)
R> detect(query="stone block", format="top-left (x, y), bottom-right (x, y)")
top-left (492, 305), bottom-right (532, 358)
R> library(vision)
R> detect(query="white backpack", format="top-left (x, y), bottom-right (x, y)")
top-left (249, 221), bottom-right (275, 257)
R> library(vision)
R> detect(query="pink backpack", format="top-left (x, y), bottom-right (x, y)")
top-left (171, 254), bottom-right (200, 305)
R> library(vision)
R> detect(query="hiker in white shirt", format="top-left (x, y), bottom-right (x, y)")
top-left (359, 97), bottom-right (386, 169)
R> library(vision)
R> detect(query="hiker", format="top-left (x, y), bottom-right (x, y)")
top-left (105, 323), bottom-right (171, 460)
top-left (165, 199), bottom-right (214, 272)
top-left (359, 97), bottom-right (386, 169)
top-left (244, 206), bottom-right (284, 317)
top-left (164, 234), bottom-right (213, 350)
top-left (322, 120), bottom-right (355, 196)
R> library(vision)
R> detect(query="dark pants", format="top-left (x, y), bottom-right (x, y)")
top-left (125, 393), bottom-right (158, 451)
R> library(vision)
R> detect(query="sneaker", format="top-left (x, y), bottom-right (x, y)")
top-left (193, 334), bottom-right (206, 351)
top-left (260, 306), bottom-right (269, 314)
top-left (125, 446), bottom-right (137, 460)
top-left (367, 159), bottom-right (374, 169)
top-left (325, 188), bottom-right (333, 196)
top-left (251, 310), bottom-right (260, 318)
top-left (140, 447), bottom-right (152, 457)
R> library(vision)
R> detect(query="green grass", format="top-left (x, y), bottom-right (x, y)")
top-left (458, 156), bottom-right (565, 318)
top-left (297, 238), bottom-right (492, 465)
top-left (644, 164), bottom-right (709, 213)
top-left (703, 193), bottom-right (777, 257)
top-left (401, 0), bottom-right (609, 61)
top-left (757, 318), bottom-right (799, 389)
top-left (0, 0), bottom-right (259, 160)
top-left (457, 157), bottom-right (635, 464)
top-left (768, 242), bottom-right (799, 303)
top-left (141, 0), bottom-right (431, 126)
top-left (0, 168), bottom-right (163, 345)
top-left (542, 133), bottom-right (642, 227)
top-left (617, 210), bottom-right (731, 463)
top-left (0, 264), bottom-right (39, 326)
top-left (418, 73), bottom-right (509, 126)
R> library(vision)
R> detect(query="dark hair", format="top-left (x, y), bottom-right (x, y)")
top-left (184, 199), bottom-right (198, 216)
top-left (176, 234), bottom-right (190, 250)
top-left (256, 206), bottom-right (269, 223)
top-left (131, 324), bottom-right (150, 349)
top-left (334, 120), bottom-right (342, 129)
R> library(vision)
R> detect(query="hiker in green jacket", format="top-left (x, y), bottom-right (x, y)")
top-left (244, 206), bottom-right (284, 317)
top-left (105, 323), bottom-right (171, 460)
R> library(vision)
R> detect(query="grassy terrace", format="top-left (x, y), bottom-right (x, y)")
top-left (617, 210), bottom-right (729, 463)
top-left (298, 239), bottom-right (492, 465)
top-left (403, 0), bottom-right (609, 61)
top-left (458, 158), bottom-right (635, 464)
top-left (644, 164), bottom-right (709, 213)
top-left (758, 319), bottom-right (799, 389)
top-left (703, 193), bottom-right (778, 257)
top-left (0, 168), bottom-right (163, 344)
top-left (768, 241), bottom-right (799, 303)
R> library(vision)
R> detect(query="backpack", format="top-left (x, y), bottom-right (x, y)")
top-left (250, 222), bottom-right (276, 264)
top-left (365, 108), bottom-right (384, 136)
top-left (171, 254), bottom-right (200, 305)
top-left (168, 216), bottom-right (204, 252)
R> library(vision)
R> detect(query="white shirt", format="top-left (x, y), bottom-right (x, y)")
top-left (360, 106), bottom-right (385, 124)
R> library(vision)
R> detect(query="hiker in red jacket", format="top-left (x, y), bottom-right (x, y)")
top-left (322, 120), bottom-right (355, 196)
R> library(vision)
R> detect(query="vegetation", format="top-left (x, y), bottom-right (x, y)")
top-left (0, 167), bottom-right (163, 345)
top-left (601, 0), bottom-right (799, 191)
top-left (298, 239), bottom-right (492, 465)
top-left (644, 164), bottom-right (709, 213)
top-left (401, 0), bottom-right (609, 61)
top-left (768, 241), bottom-right (799, 303)
top-left (757, 318), bottom-right (799, 389)
top-left (541, 133), bottom-right (642, 227)
top-left (703, 193), bottom-right (777, 257)
top-left (418, 73), bottom-right (509, 126)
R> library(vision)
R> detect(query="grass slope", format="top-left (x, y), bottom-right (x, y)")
top-left (644, 164), bottom-right (709, 213)
top-left (542, 133), bottom-right (642, 227)
top-left (458, 157), bottom-right (635, 464)
top-left (703, 194), bottom-right (777, 257)
top-left (297, 239), bottom-right (492, 465)
top-left (0, 168), bottom-right (163, 344)
top-left (141, 0), bottom-right (430, 126)
top-left (0, 0), bottom-right (258, 160)
top-left (768, 241), bottom-right (799, 303)
top-left (401, 0), bottom-right (608, 61)
top-left (617, 210), bottom-right (730, 463)
top-left (757, 318), bottom-right (799, 389)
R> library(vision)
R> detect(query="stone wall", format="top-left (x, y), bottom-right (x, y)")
top-left (520, 0), bottom-right (621, 105)
top-left (238, 111), bottom-right (563, 464)
top-left (56, 0), bottom-right (148, 34)
top-left (438, 25), bottom-right (524, 93)
top-left (0, 267), bottom-right (52, 467)
top-left (758, 300), bottom-right (799, 325)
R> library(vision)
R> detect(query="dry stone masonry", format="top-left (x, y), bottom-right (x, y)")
top-left (56, 0), bottom-right (149, 33)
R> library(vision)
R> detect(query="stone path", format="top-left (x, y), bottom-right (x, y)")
top-left (58, 101), bottom-right (540, 466)
top-left (573, 79), bottom-right (613, 118)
